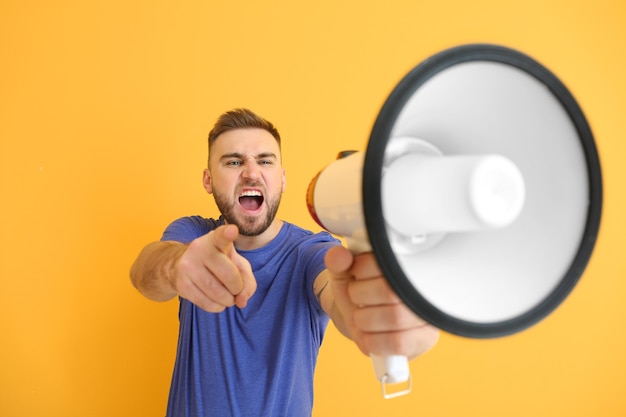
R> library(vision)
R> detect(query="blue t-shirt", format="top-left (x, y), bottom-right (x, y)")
top-left (162, 216), bottom-right (340, 417)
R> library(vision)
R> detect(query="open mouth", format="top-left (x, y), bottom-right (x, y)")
top-left (239, 190), bottom-right (264, 211)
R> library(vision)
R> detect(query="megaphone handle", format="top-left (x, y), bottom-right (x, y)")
top-left (343, 237), bottom-right (413, 398)
top-left (371, 354), bottom-right (412, 399)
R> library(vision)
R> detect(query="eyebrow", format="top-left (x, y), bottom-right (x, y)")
top-left (219, 152), bottom-right (278, 161)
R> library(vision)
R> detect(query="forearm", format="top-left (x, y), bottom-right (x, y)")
top-left (315, 270), bottom-right (355, 341)
top-left (130, 240), bottom-right (187, 302)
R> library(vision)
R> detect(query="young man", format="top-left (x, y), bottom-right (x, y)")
top-left (130, 108), bottom-right (439, 416)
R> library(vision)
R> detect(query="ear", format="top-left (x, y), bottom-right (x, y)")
top-left (281, 168), bottom-right (286, 193)
top-left (203, 169), bottom-right (213, 194)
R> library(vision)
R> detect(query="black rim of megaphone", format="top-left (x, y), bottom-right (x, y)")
top-left (363, 44), bottom-right (603, 338)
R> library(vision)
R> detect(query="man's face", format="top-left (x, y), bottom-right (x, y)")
top-left (204, 128), bottom-right (286, 236)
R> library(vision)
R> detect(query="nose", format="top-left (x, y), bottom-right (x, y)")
top-left (242, 158), bottom-right (261, 181)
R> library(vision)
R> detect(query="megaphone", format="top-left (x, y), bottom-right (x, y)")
top-left (306, 44), bottom-right (602, 399)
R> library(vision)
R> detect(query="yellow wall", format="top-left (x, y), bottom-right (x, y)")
top-left (1, 1), bottom-right (625, 416)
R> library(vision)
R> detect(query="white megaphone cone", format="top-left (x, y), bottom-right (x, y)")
top-left (305, 44), bottom-right (601, 399)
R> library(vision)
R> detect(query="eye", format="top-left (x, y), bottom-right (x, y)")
top-left (259, 160), bottom-right (274, 166)
top-left (225, 160), bottom-right (242, 166)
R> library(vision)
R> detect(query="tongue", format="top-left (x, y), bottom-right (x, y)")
top-left (240, 196), bottom-right (261, 211)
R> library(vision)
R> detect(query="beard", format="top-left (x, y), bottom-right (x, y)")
top-left (213, 188), bottom-right (281, 237)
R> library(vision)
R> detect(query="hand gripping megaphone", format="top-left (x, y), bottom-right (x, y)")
top-left (306, 44), bottom-right (602, 399)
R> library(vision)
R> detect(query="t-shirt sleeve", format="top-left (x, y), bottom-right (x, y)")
top-left (301, 232), bottom-right (341, 313)
top-left (161, 216), bottom-right (221, 244)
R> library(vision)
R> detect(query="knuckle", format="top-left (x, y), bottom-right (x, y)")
top-left (201, 301), bottom-right (226, 313)
top-left (245, 278), bottom-right (258, 295)
top-left (363, 332), bottom-right (410, 356)
top-left (176, 254), bottom-right (194, 274)
top-left (175, 278), bottom-right (190, 295)
top-left (389, 304), bottom-right (409, 326)
top-left (206, 279), bottom-right (235, 306)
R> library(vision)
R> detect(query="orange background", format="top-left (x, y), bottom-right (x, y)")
top-left (1, 1), bottom-right (625, 416)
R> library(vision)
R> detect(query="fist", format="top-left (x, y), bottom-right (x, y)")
top-left (174, 225), bottom-right (257, 312)
top-left (325, 246), bottom-right (439, 359)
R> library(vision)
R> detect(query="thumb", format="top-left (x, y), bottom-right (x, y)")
top-left (324, 245), bottom-right (354, 277)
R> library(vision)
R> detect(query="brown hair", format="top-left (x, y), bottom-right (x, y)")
top-left (207, 108), bottom-right (281, 165)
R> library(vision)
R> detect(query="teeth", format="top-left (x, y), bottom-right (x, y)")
top-left (240, 190), bottom-right (262, 197)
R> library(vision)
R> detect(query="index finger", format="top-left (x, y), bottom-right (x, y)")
top-left (204, 225), bottom-right (244, 296)
top-left (210, 224), bottom-right (239, 254)
top-left (350, 252), bottom-right (382, 281)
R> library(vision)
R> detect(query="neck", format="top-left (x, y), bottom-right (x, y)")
top-left (234, 219), bottom-right (284, 251)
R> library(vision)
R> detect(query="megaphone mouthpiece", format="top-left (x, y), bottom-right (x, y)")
top-left (382, 150), bottom-right (525, 236)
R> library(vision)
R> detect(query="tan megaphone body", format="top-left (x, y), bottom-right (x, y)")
top-left (306, 44), bottom-right (602, 399)
top-left (307, 141), bottom-right (526, 397)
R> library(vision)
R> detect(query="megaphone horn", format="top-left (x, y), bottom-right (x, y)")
top-left (307, 44), bottom-right (602, 399)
